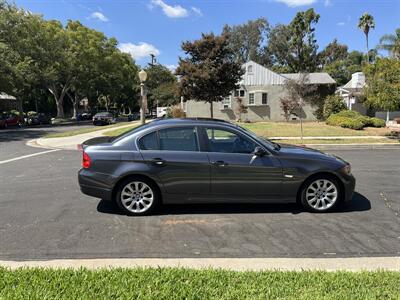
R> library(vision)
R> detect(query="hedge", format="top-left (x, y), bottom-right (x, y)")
top-left (326, 111), bottom-right (386, 130)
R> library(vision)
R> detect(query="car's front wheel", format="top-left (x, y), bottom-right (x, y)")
top-left (115, 178), bottom-right (160, 216)
top-left (300, 176), bottom-right (342, 213)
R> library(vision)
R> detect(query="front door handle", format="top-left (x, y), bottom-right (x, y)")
top-left (151, 158), bottom-right (165, 166)
top-left (211, 160), bottom-right (228, 167)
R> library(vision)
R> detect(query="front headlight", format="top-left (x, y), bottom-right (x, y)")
top-left (341, 164), bottom-right (352, 175)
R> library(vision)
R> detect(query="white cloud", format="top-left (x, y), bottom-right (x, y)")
top-left (151, 0), bottom-right (188, 18)
top-left (89, 11), bottom-right (108, 22)
top-left (166, 64), bottom-right (177, 72)
top-left (324, 0), bottom-right (332, 6)
top-left (273, 0), bottom-right (317, 7)
top-left (337, 22), bottom-right (346, 26)
top-left (118, 42), bottom-right (160, 60)
top-left (191, 6), bottom-right (203, 16)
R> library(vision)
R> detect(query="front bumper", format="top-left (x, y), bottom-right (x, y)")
top-left (342, 174), bottom-right (356, 202)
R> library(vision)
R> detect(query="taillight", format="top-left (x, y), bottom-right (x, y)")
top-left (82, 151), bottom-right (91, 169)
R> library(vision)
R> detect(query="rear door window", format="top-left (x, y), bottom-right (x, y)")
top-left (159, 127), bottom-right (199, 152)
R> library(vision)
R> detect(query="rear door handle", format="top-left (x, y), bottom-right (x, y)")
top-left (211, 160), bottom-right (228, 167)
top-left (151, 158), bottom-right (165, 166)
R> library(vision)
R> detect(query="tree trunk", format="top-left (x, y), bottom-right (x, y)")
top-left (72, 94), bottom-right (79, 119)
top-left (386, 110), bottom-right (390, 123)
top-left (56, 99), bottom-right (64, 119)
top-left (49, 84), bottom-right (69, 119)
top-left (366, 33), bottom-right (369, 63)
top-left (210, 101), bottom-right (214, 119)
top-left (300, 117), bottom-right (304, 142)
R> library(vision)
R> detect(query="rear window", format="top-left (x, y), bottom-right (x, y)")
top-left (139, 131), bottom-right (158, 150)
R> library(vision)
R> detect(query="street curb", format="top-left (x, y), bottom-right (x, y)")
top-left (1, 257), bottom-right (399, 271)
top-left (305, 143), bottom-right (400, 150)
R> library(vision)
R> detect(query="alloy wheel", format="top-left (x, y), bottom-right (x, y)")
top-left (305, 179), bottom-right (338, 211)
top-left (120, 181), bottom-right (154, 213)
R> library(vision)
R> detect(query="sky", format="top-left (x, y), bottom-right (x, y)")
top-left (14, 0), bottom-right (400, 69)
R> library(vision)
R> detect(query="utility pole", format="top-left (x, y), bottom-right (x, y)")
top-left (149, 54), bottom-right (157, 67)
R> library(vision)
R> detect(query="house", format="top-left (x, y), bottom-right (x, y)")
top-left (0, 92), bottom-right (22, 113)
top-left (336, 72), bottom-right (368, 115)
top-left (184, 61), bottom-right (336, 122)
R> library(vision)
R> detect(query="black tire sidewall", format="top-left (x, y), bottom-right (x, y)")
top-left (301, 175), bottom-right (342, 213)
top-left (115, 177), bottom-right (160, 216)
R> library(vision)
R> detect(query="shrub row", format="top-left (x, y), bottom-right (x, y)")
top-left (326, 111), bottom-right (385, 130)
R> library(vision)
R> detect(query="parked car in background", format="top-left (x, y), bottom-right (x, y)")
top-left (128, 113), bottom-right (140, 121)
top-left (79, 118), bottom-right (355, 216)
top-left (1, 113), bottom-right (23, 128)
top-left (26, 113), bottom-right (51, 125)
top-left (0, 114), bottom-right (7, 128)
top-left (77, 112), bottom-right (92, 121)
top-left (92, 112), bottom-right (115, 126)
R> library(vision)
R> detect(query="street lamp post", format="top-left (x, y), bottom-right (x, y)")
top-left (138, 69), bottom-right (148, 125)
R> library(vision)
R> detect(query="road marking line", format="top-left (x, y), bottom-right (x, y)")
top-left (0, 257), bottom-right (399, 271)
top-left (0, 149), bottom-right (61, 165)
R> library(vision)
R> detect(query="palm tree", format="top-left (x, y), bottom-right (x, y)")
top-left (358, 13), bottom-right (375, 63)
top-left (378, 28), bottom-right (400, 59)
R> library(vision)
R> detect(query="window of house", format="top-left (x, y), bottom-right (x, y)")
top-left (205, 128), bottom-right (257, 154)
top-left (234, 90), bottom-right (239, 97)
top-left (262, 93), bottom-right (268, 105)
top-left (249, 93), bottom-right (255, 105)
top-left (221, 97), bottom-right (231, 109)
top-left (139, 131), bottom-right (159, 150)
top-left (239, 90), bottom-right (245, 97)
top-left (247, 65), bottom-right (253, 73)
top-left (159, 127), bottom-right (199, 152)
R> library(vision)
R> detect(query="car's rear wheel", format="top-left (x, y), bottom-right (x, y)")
top-left (115, 178), bottom-right (160, 216)
top-left (300, 176), bottom-right (342, 213)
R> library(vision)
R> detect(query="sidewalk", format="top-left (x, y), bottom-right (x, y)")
top-left (28, 122), bottom-right (399, 151)
top-left (1, 257), bottom-right (399, 271)
top-left (28, 122), bottom-right (138, 150)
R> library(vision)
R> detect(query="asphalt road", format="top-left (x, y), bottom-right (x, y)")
top-left (0, 126), bottom-right (399, 260)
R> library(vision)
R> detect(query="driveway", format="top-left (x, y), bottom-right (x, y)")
top-left (0, 127), bottom-right (399, 260)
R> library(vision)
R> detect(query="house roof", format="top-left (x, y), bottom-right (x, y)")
top-left (0, 92), bottom-right (17, 100)
top-left (281, 73), bottom-right (336, 84)
top-left (240, 61), bottom-right (287, 86)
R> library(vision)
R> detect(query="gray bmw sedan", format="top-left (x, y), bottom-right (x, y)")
top-left (78, 118), bottom-right (355, 215)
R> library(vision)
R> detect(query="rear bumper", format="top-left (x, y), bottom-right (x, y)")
top-left (78, 169), bottom-right (113, 201)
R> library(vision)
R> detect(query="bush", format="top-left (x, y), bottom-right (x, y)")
top-left (326, 111), bottom-right (386, 129)
top-left (326, 115), bottom-right (364, 130)
top-left (323, 95), bottom-right (347, 119)
top-left (369, 117), bottom-right (386, 128)
top-left (166, 105), bottom-right (186, 119)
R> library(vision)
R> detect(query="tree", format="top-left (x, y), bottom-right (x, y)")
top-left (176, 33), bottom-right (244, 118)
top-left (323, 94), bottom-right (347, 119)
top-left (222, 18), bottom-right (269, 64)
top-left (145, 64), bottom-right (178, 108)
top-left (235, 97), bottom-right (247, 121)
top-left (280, 74), bottom-right (317, 140)
top-left (358, 13), bottom-right (375, 63)
top-left (266, 9), bottom-right (320, 72)
top-left (364, 58), bottom-right (400, 122)
top-left (318, 39), bottom-right (348, 66)
top-left (377, 28), bottom-right (400, 59)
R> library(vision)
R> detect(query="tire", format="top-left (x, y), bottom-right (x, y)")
top-left (115, 177), bottom-right (161, 216)
top-left (300, 175), bottom-right (342, 213)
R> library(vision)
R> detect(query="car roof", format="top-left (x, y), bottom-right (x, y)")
top-left (148, 118), bottom-right (236, 128)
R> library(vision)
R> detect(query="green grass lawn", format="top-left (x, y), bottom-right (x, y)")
top-left (242, 122), bottom-right (390, 137)
top-left (276, 138), bottom-right (399, 145)
top-left (0, 268), bottom-right (399, 299)
top-left (45, 122), bottom-right (132, 138)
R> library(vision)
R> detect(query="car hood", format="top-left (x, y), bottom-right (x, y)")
top-left (277, 143), bottom-right (347, 164)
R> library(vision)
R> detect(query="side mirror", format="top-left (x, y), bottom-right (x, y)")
top-left (253, 146), bottom-right (267, 157)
